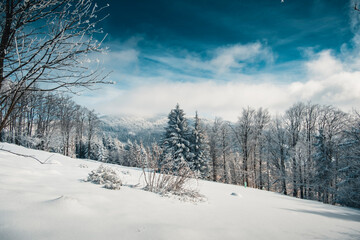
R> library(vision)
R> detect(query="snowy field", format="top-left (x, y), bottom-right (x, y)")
top-left (0, 143), bottom-right (359, 240)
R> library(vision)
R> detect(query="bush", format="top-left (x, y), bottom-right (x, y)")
top-left (87, 165), bottom-right (122, 190)
top-left (142, 165), bottom-right (204, 201)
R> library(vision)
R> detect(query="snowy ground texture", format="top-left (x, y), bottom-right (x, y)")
top-left (1, 143), bottom-right (360, 240)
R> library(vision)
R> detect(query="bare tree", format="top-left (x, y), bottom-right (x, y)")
top-left (268, 117), bottom-right (289, 195)
top-left (219, 120), bottom-right (231, 183)
top-left (86, 109), bottom-right (98, 159)
top-left (75, 106), bottom-right (87, 158)
top-left (302, 102), bottom-right (319, 199)
top-left (209, 117), bottom-right (221, 181)
top-left (58, 96), bottom-right (77, 156)
top-left (253, 108), bottom-right (270, 189)
top-left (234, 107), bottom-right (255, 186)
top-left (285, 102), bottom-right (305, 197)
top-left (0, 0), bottom-right (109, 132)
top-left (35, 93), bottom-right (61, 150)
top-left (314, 106), bottom-right (347, 204)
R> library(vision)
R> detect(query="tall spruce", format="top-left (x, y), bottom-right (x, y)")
top-left (191, 112), bottom-right (210, 178)
top-left (161, 104), bottom-right (193, 172)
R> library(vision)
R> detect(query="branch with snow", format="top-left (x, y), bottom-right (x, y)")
top-left (0, 147), bottom-right (54, 164)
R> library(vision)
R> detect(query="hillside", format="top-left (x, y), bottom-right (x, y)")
top-left (0, 143), bottom-right (359, 240)
top-left (99, 114), bottom-right (213, 146)
top-left (99, 114), bottom-right (168, 145)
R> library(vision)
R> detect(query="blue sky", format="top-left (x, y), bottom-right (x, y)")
top-left (76, 0), bottom-right (360, 121)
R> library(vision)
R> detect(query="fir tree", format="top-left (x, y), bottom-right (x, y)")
top-left (191, 112), bottom-right (210, 178)
top-left (161, 104), bottom-right (193, 172)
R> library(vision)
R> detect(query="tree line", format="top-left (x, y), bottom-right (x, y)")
top-left (212, 103), bottom-right (359, 208)
top-left (122, 103), bottom-right (360, 209)
top-left (1, 95), bottom-right (359, 208)
top-left (0, 90), bottom-right (123, 162)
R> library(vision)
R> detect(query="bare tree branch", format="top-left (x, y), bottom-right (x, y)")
top-left (0, 146), bottom-right (55, 164)
top-left (0, 0), bottom-right (110, 132)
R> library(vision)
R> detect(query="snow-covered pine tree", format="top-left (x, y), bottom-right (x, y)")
top-left (191, 111), bottom-right (210, 178)
top-left (161, 104), bottom-right (193, 173)
top-left (123, 140), bottom-right (143, 167)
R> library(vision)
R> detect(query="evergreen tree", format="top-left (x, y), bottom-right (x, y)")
top-left (123, 140), bottom-right (143, 167)
top-left (191, 112), bottom-right (210, 178)
top-left (161, 104), bottom-right (193, 172)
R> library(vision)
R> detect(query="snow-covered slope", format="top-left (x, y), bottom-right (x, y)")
top-left (0, 143), bottom-right (359, 240)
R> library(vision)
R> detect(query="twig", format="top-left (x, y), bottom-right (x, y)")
top-left (0, 147), bottom-right (49, 164)
top-left (43, 154), bottom-right (55, 164)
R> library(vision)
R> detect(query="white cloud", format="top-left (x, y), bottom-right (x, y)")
top-left (75, 41), bottom-right (360, 121)
top-left (106, 49), bottom-right (139, 65)
top-left (305, 50), bottom-right (343, 78)
top-left (146, 42), bottom-right (274, 78)
top-left (210, 42), bottom-right (274, 73)
top-left (76, 81), bottom-right (286, 121)
top-left (96, 48), bottom-right (139, 70)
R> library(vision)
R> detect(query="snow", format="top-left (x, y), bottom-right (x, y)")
top-left (0, 143), bottom-right (360, 240)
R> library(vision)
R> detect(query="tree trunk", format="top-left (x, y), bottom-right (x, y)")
top-left (280, 147), bottom-right (287, 195)
top-left (259, 144), bottom-right (263, 189)
top-left (292, 156), bottom-right (297, 197)
top-left (212, 152), bottom-right (217, 181)
top-left (0, 0), bottom-right (13, 90)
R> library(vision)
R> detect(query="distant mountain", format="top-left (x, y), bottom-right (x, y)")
top-left (99, 114), bottom-right (168, 145)
top-left (99, 114), bottom-right (214, 146)
top-left (100, 115), bottom-right (168, 132)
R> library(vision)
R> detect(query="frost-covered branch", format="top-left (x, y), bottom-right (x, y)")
top-left (0, 0), bottom-right (110, 132)
top-left (0, 147), bottom-right (54, 164)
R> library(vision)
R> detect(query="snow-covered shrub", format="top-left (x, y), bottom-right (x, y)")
top-left (87, 165), bottom-right (122, 190)
top-left (104, 181), bottom-right (122, 190)
top-left (142, 165), bottom-right (204, 201)
top-left (79, 163), bottom-right (88, 168)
